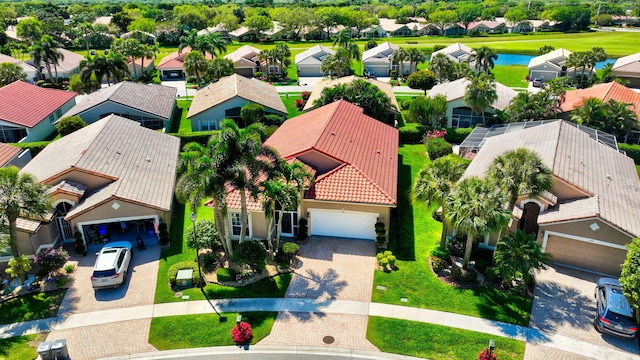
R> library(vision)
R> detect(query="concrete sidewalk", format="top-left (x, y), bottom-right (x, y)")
top-left (1, 298), bottom-right (637, 359)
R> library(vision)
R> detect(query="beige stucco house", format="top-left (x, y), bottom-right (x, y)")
top-left (612, 52), bottom-right (640, 88)
top-left (460, 120), bottom-right (640, 275)
top-left (10, 115), bottom-right (180, 259)
top-left (224, 45), bottom-right (283, 77)
top-left (215, 100), bottom-right (398, 242)
top-left (187, 74), bottom-right (287, 131)
top-left (295, 45), bottom-right (335, 77)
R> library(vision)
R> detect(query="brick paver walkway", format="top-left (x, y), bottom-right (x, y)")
top-left (260, 237), bottom-right (378, 350)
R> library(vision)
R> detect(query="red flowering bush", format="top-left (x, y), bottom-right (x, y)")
top-left (35, 247), bottom-right (70, 278)
top-left (301, 91), bottom-right (310, 100)
top-left (478, 348), bottom-right (498, 360)
top-left (425, 129), bottom-right (447, 139)
top-left (295, 99), bottom-right (306, 111)
top-left (231, 322), bottom-right (253, 343)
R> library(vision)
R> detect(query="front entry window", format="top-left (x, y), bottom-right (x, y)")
top-left (230, 213), bottom-right (249, 237)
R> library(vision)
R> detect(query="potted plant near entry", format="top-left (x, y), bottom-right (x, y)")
top-left (375, 222), bottom-right (386, 246)
top-left (74, 230), bottom-right (86, 256)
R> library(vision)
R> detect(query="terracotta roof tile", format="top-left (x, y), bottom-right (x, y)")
top-left (264, 100), bottom-right (398, 205)
top-left (0, 143), bottom-right (21, 167)
top-left (305, 164), bottom-right (395, 204)
top-left (560, 82), bottom-right (640, 119)
top-left (0, 81), bottom-right (76, 128)
top-left (157, 47), bottom-right (213, 69)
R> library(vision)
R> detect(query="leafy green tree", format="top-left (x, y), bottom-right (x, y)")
top-left (212, 5), bottom-right (241, 33)
top-left (494, 231), bottom-right (551, 287)
top-left (314, 7), bottom-right (344, 39)
top-left (241, 103), bottom-right (265, 126)
top-left (406, 95), bottom-right (448, 127)
top-left (365, 39), bottom-right (378, 51)
top-left (0, 167), bottom-right (50, 257)
top-left (470, 46), bottom-right (498, 74)
top-left (446, 177), bottom-right (510, 269)
top-left (457, 3), bottom-right (482, 34)
top-left (56, 116), bottom-right (87, 136)
top-left (184, 51), bottom-right (208, 84)
top-left (185, 219), bottom-right (219, 251)
top-left (313, 79), bottom-right (394, 123)
top-left (620, 237), bottom-right (640, 323)
top-left (406, 70), bottom-right (437, 95)
top-left (245, 15), bottom-right (273, 39)
top-left (69, 73), bottom-right (99, 94)
top-left (429, 10), bottom-right (459, 35)
top-left (464, 73), bottom-right (496, 126)
top-left (31, 35), bottom-right (64, 84)
top-left (0, 62), bottom-right (26, 87)
top-left (127, 18), bottom-right (156, 33)
top-left (207, 58), bottom-right (235, 82)
top-left (414, 154), bottom-right (468, 250)
top-left (16, 17), bottom-right (43, 44)
top-left (271, 6), bottom-right (312, 40)
top-left (5, 255), bottom-right (31, 284)
top-left (488, 148), bottom-right (553, 214)
top-left (233, 241), bottom-right (267, 273)
top-left (111, 11), bottom-right (134, 33)
top-left (504, 7), bottom-right (528, 28)
top-left (175, 5), bottom-right (209, 30)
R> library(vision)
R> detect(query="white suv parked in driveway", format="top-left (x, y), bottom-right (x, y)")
top-left (91, 241), bottom-right (132, 289)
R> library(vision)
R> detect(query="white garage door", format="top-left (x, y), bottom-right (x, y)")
top-left (309, 208), bottom-right (378, 240)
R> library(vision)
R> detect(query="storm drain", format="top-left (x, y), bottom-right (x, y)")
top-left (323, 336), bottom-right (335, 344)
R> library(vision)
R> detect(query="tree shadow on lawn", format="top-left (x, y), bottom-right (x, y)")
top-left (388, 154), bottom-right (416, 261)
top-left (472, 286), bottom-right (533, 327)
top-left (161, 197), bottom-right (186, 261)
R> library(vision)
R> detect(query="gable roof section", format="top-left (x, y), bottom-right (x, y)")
top-left (560, 82), bottom-right (640, 119)
top-left (295, 45), bottom-right (335, 65)
top-left (430, 43), bottom-right (473, 63)
top-left (40, 48), bottom-right (84, 73)
top-left (0, 54), bottom-right (38, 73)
top-left (187, 74), bottom-right (287, 117)
top-left (612, 52), bottom-right (640, 75)
top-left (427, 78), bottom-right (516, 110)
top-left (0, 81), bottom-right (76, 128)
top-left (21, 115), bottom-right (180, 216)
top-left (303, 76), bottom-right (399, 111)
top-left (462, 120), bottom-right (640, 237)
top-left (61, 82), bottom-right (177, 120)
top-left (362, 42), bottom-right (399, 62)
top-left (264, 100), bottom-right (398, 205)
top-left (528, 48), bottom-right (572, 68)
top-left (0, 143), bottom-right (20, 167)
top-left (157, 46), bottom-right (214, 70)
top-left (224, 45), bottom-right (261, 64)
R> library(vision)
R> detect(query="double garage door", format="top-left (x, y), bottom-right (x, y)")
top-left (545, 234), bottom-right (627, 276)
top-left (309, 209), bottom-right (378, 240)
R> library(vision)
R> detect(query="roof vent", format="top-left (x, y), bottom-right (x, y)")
top-left (146, 157), bottom-right (151, 162)
top-left (376, 150), bottom-right (381, 154)
top-left (606, 174), bottom-right (612, 181)
top-left (331, 132), bottom-right (336, 136)
top-left (116, 150), bottom-right (121, 155)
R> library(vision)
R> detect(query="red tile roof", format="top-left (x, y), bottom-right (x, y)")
top-left (264, 100), bottom-right (398, 205)
top-left (157, 47), bottom-right (214, 69)
top-left (560, 82), bottom-right (640, 120)
top-left (0, 143), bottom-right (20, 167)
top-left (0, 81), bottom-right (76, 128)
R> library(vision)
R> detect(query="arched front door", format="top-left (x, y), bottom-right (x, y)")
top-left (55, 202), bottom-right (74, 242)
top-left (518, 202), bottom-right (541, 236)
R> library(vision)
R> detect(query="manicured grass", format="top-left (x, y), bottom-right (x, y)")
top-left (281, 94), bottom-right (304, 118)
top-left (367, 317), bottom-right (525, 360)
top-left (149, 312), bottom-right (276, 350)
top-left (492, 65), bottom-right (529, 88)
top-left (636, 165), bottom-right (640, 178)
top-left (176, 100), bottom-right (193, 134)
top-left (0, 290), bottom-right (66, 325)
top-left (0, 334), bottom-right (46, 360)
top-left (373, 144), bottom-right (532, 326)
top-left (154, 201), bottom-right (292, 303)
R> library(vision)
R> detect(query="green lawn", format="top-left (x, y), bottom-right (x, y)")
top-left (372, 144), bottom-right (532, 326)
top-left (0, 334), bottom-right (46, 360)
top-left (176, 100), bottom-right (193, 134)
top-left (281, 94), bottom-right (304, 118)
top-left (368, 317), bottom-right (525, 360)
top-left (149, 312), bottom-right (276, 350)
top-left (636, 165), bottom-right (640, 178)
top-left (492, 65), bottom-right (529, 88)
top-left (154, 201), bottom-right (292, 304)
top-left (0, 290), bottom-right (66, 325)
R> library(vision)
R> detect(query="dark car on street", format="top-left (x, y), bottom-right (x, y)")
top-left (594, 278), bottom-right (637, 339)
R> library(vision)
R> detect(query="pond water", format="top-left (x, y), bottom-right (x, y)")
top-left (495, 53), bottom-right (616, 69)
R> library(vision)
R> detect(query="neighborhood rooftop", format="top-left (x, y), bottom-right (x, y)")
top-left (0, 81), bottom-right (77, 128)
top-left (427, 77), bottom-right (516, 110)
top-left (303, 76), bottom-right (399, 111)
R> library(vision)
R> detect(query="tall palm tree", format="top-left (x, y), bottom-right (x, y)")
top-left (488, 148), bottom-right (553, 215)
top-left (464, 73), bottom-right (496, 126)
top-left (0, 167), bottom-right (50, 257)
top-left (184, 51), bottom-right (208, 84)
top-left (106, 53), bottom-right (129, 84)
top-left (274, 43), bottom-right (291, 75)
top-left (321, 49), bottom-right (351, 78)
top-left (407, 48), bottom-right (424, 74)
top-left (258, 49), bottom-right (274, 74)
top-left (31, 35), bottom-right (64, 84)
top-left (139, 44), bottom-right (158, 79)
top-left (446, 177), bottom-right (511, 269)
top-left (567, 51), bottom-right (592, 89)
top-left (80, 54), bottom-right (109, 85)
top-left (111, 38), bottom-right (143, 79)
top-left (178, 29), bottom-right (200, 54)
top-left (207, 58), bottom-right (235, 81)
top-left (494, 230), bottom-right (551, 287)
top-left (414, 154), bottom-right (468, 250)
top-left (470, 46), bottom-right (498, 74)
top-left (429, 53), bottom-right (453, 82)
top-left (201, 32), bottom-right (228, 57)
top-left (391, 47), bottom-right (409, 77)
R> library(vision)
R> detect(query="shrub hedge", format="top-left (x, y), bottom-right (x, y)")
top-left (619, 143), bottom-right (640, 165)
top-left (426, 137), bottom-right (452, 160)
top-left (8, 141), bottom-right (51, 157)
top-left (215, 267), bottom-right (237, 282)
top-left (167, 261), bottom-right (203, 287)
top-left (398, 126), bottom-right (473, 145)
top-left (444, 128), bottom-right (473, 144)
top-left (168, 131), bottom-right (219, 147)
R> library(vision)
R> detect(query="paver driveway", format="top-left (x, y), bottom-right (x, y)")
top-left (525, 265), bottom-right (639, 360)
top-left (260, 237), bottom-right (378, 350)
top-left (46, 244), bottom-right (161, 359)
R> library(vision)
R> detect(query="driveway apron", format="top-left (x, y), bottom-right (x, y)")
top-left (525, 265), bottom-right (639, 359)
top-left (46, 245), bottom-right (161, 359)
top-left (260, 237), bottom-right (378, 350)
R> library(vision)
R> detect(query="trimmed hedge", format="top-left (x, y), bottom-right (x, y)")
top-left (168, 131), bottom-right (219, 147)
top-left (426, 137), bottom-right (452, 160)
top-left (619, 143), bottom-right (640, 165)
top-left (399, 124), bottom-right (427, 144)
top-left (215, 267), bottom-right (237, 282)
top-left (444, 128), bottom-right (473, 144)
top-left (9, 141), bottom-right (51, 157)
top-left (167, 261), bottom-right (203, 287)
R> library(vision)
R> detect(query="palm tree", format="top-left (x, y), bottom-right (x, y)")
top-left (603, 99), bottom-right (638, 139)
top-left (207, 58), bottom-right (235, 81)
top-left (111, 38), bottom-right (143, 79)
top-left (333, 29), bottom-right (360, 73)
top-left (321, 49), bottom-right (351, 78)
top-left (201, 32), bottom-right (228, 57)
top-left (178, 29), bottom-right (200, 54)
top-left (391, 47), bottom-right (409, 77)
top-left (494, 230), bottom-right (551, 287)
top-left (446, 177), bottom-right (511, 269)
top-left (139, 44), bottom-right (158, 79)
top-left (0, 167), bottom-right (50, 257)
top-left (567, 51), bottom-right (593, 89)
top-left (184, 51), bottom-right (208, 84)
top-left (80, 54), bottom-right (109, 85)
top-left (488, 148), bottom-right (553, 215)
top-left (429, 53), bottom-right (453, 82)
top-left (571, 97), bottom-right (605, 129)
top-left (274, 43), bottom-right (291, 75)
top-left (31, 35), bottom-right (64, 84)
top-left (414, 154), bottom-right (468, 250)
top-left (407, 48), bottom-right (424, 74)
top-left (470, 46), bottom-right (498, 74)
top-left (464, 73), bottom-right (496, 126)
top-left (106, 53), bottom-right (129, 84)
top-left (78, 22), bottom-right (94, 53)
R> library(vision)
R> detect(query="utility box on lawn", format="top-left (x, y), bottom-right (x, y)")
top-left (176, 269), bottom-right (194, 288)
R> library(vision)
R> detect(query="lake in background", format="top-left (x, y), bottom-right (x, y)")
top-left (495, 53), bottom-right (616, 69)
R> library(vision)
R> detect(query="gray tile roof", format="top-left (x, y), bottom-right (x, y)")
top-left (187, 74), bottom-right (287, 118)
top-left (47, 180), bottom-right (88, 197)
top-left (462, 120), bottom-right (640, 237)
top-left (21, 115), bottom-right (180, 218)
top-left (427, 78), bottom-right (516, 111)
top-left (61, 82), bottom-right (177, 120)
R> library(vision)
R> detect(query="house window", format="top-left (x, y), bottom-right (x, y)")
top-left (230, 213), bottom-right (249, 237)
top-left (200, 119), bottom-right (217, 131)
top-left (0, 125), bottom-right (27, 143)
top-left (268, 65), bottom-right (279, 74)
top-left (55, 109), bottom-right (62, 118)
